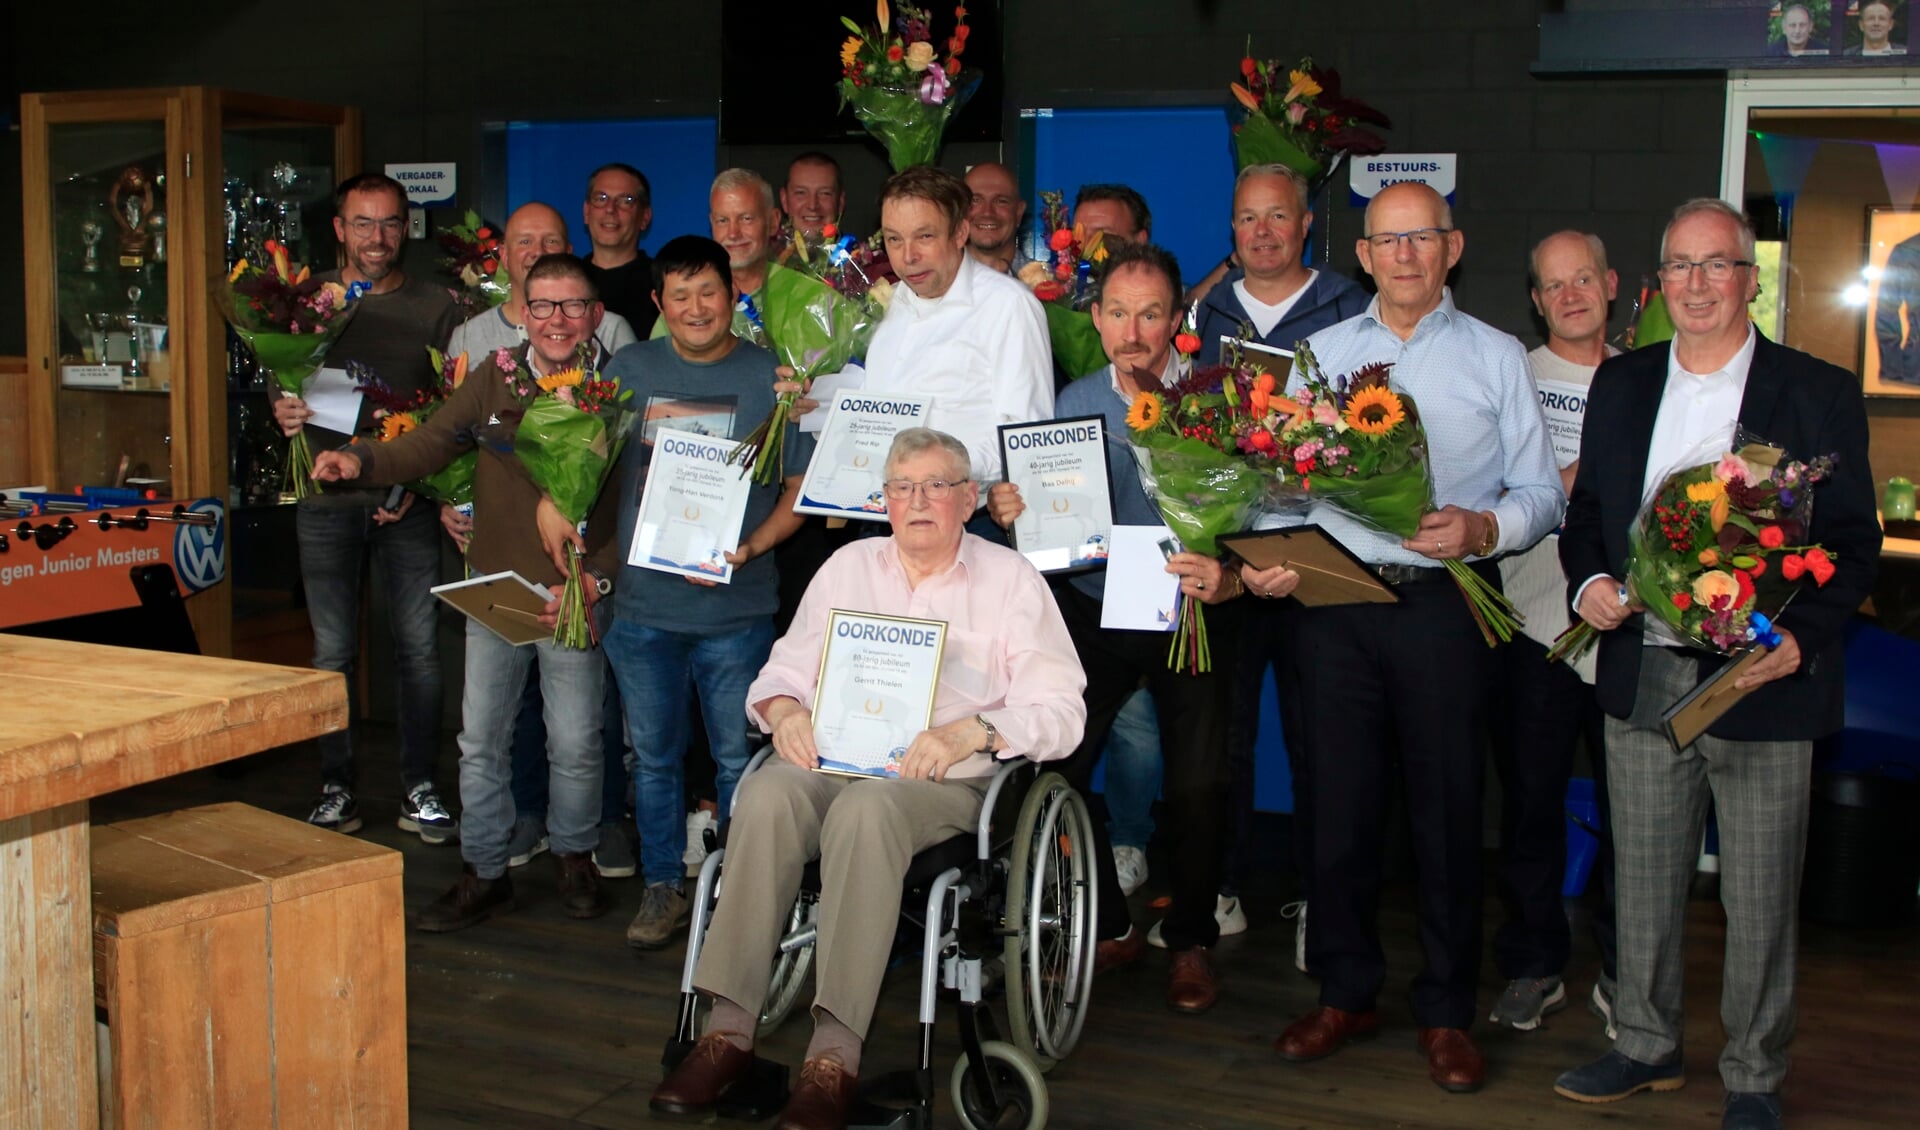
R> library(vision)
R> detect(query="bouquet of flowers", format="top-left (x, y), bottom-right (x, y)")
top-left (1015, 190), bottom-right (1114, 381)
top-left (510, 346), bottom-right (638, 648)
top-left (220, 239), bottom-right (364, 500)
top-left (1124, 350), bottom-right (1291, 673)
top-left (1547, 436), bottom-right (1839, 664)
top-left (352, 349), bottom-right (478, 511)
top-left (1273, 343), bottom-right (1521, 645)
top-left (838, 0), bottom-right (981, 170)
top-left (728, 229), bottom-right (893, 485)
top-left (437, 211), bottom-right (508, 316)
top-left (1228, 46), bottom-right (1390, 182)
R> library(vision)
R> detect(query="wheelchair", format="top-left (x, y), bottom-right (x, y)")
top-left (663, 746), bottom-right (1099, 1129)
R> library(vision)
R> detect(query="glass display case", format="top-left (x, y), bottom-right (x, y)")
top-left (21, 88), bottom-right (360, 655)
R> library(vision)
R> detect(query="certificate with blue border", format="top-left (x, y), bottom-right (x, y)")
top-left (793, 393), bottom-right (932, 520)
top-left (628, 427), bottom-right (753, 584)
top-left (999, 414), bottom-right (1115, 574)
top-left (810, 609), bottom-right (948, 778)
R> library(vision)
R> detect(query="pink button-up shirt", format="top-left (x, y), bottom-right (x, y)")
top-left (746, 534), bottom-right (1087, 779)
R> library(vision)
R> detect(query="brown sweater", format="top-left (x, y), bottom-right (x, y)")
top-left (350, 344), bottom-right (621, 588)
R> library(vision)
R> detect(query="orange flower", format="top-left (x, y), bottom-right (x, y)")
top-left (1269, 395), bottom-right (1303, 417)
top-left (1174, 332), bottom-right (1202, 355)
top-left (1253, 371), bottom-right (1277, 394)
top-left (379, 412), bottom-right (419, 441)
top-left (1710, 493), bottom-right (1730, 532)
top-left (1126, 391), bottom-right (1165, 432)
top-left (1231, 83), bottom-right (1260, 112)
top-left (537, 367), bottom-right (585, 392)
top-left (1341, 385), bottom-right (1406, 435)
top-left (1284, 69), bottom-right (1323, 103)
top-left (1050, 227), bottom-right (1074, 252)
top-left (448, 351), bottom-right (469, 389)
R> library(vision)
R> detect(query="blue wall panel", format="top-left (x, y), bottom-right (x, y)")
top-left (504, 118), bottom-right (718, 260)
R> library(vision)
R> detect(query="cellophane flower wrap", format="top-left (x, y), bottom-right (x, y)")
top-left (352, 349), bottom-right (477, 510)
top-left (509, 347), bottom-right (637, 648)
top-left (1015, 191), bottom-right (1112, 381)
top-left (437, 210), bottom-right (508, 316)
top-left (1547, 432), bottom-right (1839, 664)
top-left (219, 239), bottom-right (363, 500)
top-left (729, 239), bottom-right (893, 485)
top-left (838, 1), bottom-right (982, 170)
top-left (1125, 355), bottom-right (1291, 674)
top-left (1275, 342), bottom-right (1521, 645)
top-left (1227, 46), bottom-right (1390, 180)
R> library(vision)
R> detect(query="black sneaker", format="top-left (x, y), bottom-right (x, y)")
top-left (556, 851), bottom-right (611, 920)
top-left (398, 783), bottom-right (459, 845)
top-left (307, 784), bottom-right (363, 835)
top-left (416, 867), bottom-right (515, 933)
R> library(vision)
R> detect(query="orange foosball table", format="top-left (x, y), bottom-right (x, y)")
top-left (0, 635), bottom-right (346, 1129)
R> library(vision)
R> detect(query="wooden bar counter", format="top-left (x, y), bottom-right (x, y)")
top-left (0, 634), bottom-right (346, 1129)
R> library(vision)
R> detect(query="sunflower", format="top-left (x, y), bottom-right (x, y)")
top-left (1126, 390), bottom-right (1165, 432)
top-left (379, 412), bottom-right (419, 441)
top-left (1341, 385), bottom-right (1405, 435)
top-left (536, 367), bottom-right (585, 392)
top-left (1685, 479), bottom-right (1725, 504)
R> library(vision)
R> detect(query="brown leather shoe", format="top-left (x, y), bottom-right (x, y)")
top-left (1166, 946), bottom-right (1218, 1014)
top-left (556, 850), bottom-right (610, 919)
top-left (1274, 1006), bottom-right (1383, 1062)
top-left (1417, 1027), bottom-right (1487, 1093)
top-left (774, 1056), bottom-right (857, 1130)
top-left (415, 866), bottom-right (515, 933)
top-left (1093, 926), bottom-right (1145, 976)
top-left (649, 1032), bottom-right (753, 1116)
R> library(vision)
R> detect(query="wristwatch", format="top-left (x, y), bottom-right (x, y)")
top-left (591, 572), bottom-right (613, 597)
top-left (1476, 511), bottom-right (1500, 557)
top-left (973, 713), bottom-right (999, 755)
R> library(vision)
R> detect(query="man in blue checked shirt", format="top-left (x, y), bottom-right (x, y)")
top-left (1268, 182), bottom-right (1563, 1094)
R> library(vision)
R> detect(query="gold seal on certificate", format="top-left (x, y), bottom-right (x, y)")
top-left (794, 393), bottom-right (932, 521)
top-left (629, 427), bottom-right (753, 583)
top-left (999, 415), bottom-right (1115, 573)
top-left (810, 610), bottom-right (948, 777)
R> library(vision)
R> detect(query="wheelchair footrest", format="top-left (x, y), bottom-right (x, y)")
top-left (715, 1055), bottom-right (791, 1122)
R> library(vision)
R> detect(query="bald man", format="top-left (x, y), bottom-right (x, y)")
top-left (964, 161), bottom-right (1030, 274)
top-left (448, 200), bottom-right (640, 359)
top-left (1272, 182), bottom-right (1562, 1094)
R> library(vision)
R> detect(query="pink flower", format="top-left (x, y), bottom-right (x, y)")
top-left (1286, 103), bottom-right (1307, 125)
top-left (290, 320), bottom-right (302, 333)
top-left (1311, 400), bottom-right (1341, 428)
top-left (494, 348), bottom-right (518, 374)
top-left (1713, 453), bottom-right (1753, 486)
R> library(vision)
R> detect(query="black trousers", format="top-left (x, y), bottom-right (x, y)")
top-left (1292, 568), bottom-right (1498, 1029)
top-left (1224, 596), bottom-right (1311, 896)
top-left (1052, 582), bottom-right (1235, 952)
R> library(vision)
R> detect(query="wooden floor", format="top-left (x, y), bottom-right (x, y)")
top-left (93, 729), bottom-right (1920, 1129)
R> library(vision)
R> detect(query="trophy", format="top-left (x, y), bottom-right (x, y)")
top-left (109, 167), bottom-right (155, 268)
top-left (79, 219), bottom-right (104, 273)
top-left (146, 211), bottom-right (167, 264)
top-left (122, 285), bottom-right (146, 384)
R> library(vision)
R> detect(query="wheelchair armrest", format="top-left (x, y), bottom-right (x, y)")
top-left (977, 758), bottom-right (1031, 861)
top-left (734, 742), bottom-right (777, 822)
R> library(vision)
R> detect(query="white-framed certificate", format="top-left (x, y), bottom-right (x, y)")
top-left (999, 415), bottom-right (1114, 573)
top-left (1219, 336), bottom-right (1293, 372)
top-left (793, 393), bottom-right (932, 520)
top-left (627, 427), bottom-right (753, 583)
top-left (810, 609), bottom-right (948, 778)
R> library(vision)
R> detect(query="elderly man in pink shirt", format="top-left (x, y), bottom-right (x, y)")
top-left (649, 427), bottom-right (1087, 1130)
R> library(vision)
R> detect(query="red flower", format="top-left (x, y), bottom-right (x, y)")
top-left (1033, 281), bottom-right (1065, 302)
top-left (955, 5), bottom-right (967, 15)
top-left (949, 36), bottom-right (962, 53)
top-left (1049, 228), bottom-right (1075, 252)
top-left (1240, 57), bottom-right (1257, 79)
top-left (1174, 333), bottom-right (1202, 355)
top-left (1781, 553), bottom-right (1806, 581)
top-left (956, 24), bottom-right (970, 41)
top-left (1758, 524), bottom-right (1784, 548)
top-left (476, 227), bottom-right (493, 240)
top-left (946, 57), bottom-right (961, 76)
top-left (1803, 547), bottom-right (1836, 586)
top-left (1748, 556), bottom-right (1767, 577)
top-left (887, 44), bottom-right (904, 62)
top-left (1294, 457), bottom-right (1317, 475)
top-left (481, 258), bottom-right (498, 274)
top-left (1672, 592), bottom-right (1692, 611)
top-left (1734, 569), bottom-right (1755, 608)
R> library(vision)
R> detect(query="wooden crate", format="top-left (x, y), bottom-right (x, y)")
top-left (94, 803), bottom-right (407, 1128)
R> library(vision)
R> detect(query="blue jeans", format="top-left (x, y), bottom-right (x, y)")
top-left (456, 619), bottom-right (606, 877)
top-left (296, 500), bottom-right (444, 790)
top-left (1102, 688), bottom-right (1162, 850)
top-left (603, 617), bottom-right (773, 887)
top-left (509, 661), bottom-right (632, 825)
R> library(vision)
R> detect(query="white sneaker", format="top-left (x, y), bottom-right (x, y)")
top-left (683, 809), bottom-right (717, 878)
top-left (1113, 845), bottom-right (1148, 896)
top-left (1147, 891), bottom-right (1249, 948)
top-left (1281, 900), bottom-right (1308, 974)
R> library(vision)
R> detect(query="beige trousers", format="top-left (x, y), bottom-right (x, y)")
top-left (693, 761), bottom-right (988, 1039)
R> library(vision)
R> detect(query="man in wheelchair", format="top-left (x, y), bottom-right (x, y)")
top-left (650, 428), bottom-right (1087, 1129)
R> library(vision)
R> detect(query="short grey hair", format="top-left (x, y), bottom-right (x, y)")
top-left (710, 167), bottom-right (776, 213)
top-left (885, 428), bottom-right (971, 482)
top-left (1234, 163), bottom-right (1312, 216)
top-left (1528, 230), bottom-right (1610, 290)
top-left (1659, 198), bottom-right (1756, 263)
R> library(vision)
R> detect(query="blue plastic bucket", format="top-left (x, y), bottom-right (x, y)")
top-left (1564, 777), bottom-right (1600, 898)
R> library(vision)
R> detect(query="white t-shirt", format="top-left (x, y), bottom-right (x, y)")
top-left (1232, 271), bottom-right (1317, 338)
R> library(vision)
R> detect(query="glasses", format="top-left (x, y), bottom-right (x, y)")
top-left (525, 298), bottom-right (593, 318)
top-left (1656, 258), bottom-right (1754, 282)
top-left (1365, 227), bottom-right (1452, 251)
top-left (881, 477), bottom-right (968, 501)
top-left (588, 192), bottom-right (643, 210)
top-left (345, 217), bottom-right (406, 237)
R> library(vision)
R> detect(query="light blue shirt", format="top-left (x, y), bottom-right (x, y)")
top-left (1290, 289), bottom-right (1564, 567)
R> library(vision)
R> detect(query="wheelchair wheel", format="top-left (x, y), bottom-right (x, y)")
top-left (950, 1040), bottom-right (1049, 1130)
top-left (1002, 771), bottom-right (1096, 1065)
top-left (756, 891), bottom-right (818, 1038)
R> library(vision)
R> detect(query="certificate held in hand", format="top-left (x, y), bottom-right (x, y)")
top-left (629, 427), bottom-right (753, 583)
top-left (999, 415), bottom-right (1115, 574)
top-left (795, 393), bottom-right (931, 521)
top-left (811, 610), bottom-right (948, 777)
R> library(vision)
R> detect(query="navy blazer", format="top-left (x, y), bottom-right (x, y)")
top-left (1560, 332), bottom-right (1881, 741)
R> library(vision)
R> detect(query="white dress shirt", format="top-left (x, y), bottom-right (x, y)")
top-left (861, 252), bottom-right (1054, 486)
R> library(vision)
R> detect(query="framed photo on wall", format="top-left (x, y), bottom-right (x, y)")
top-left (1858, 204), bottom-right (1920, 397)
